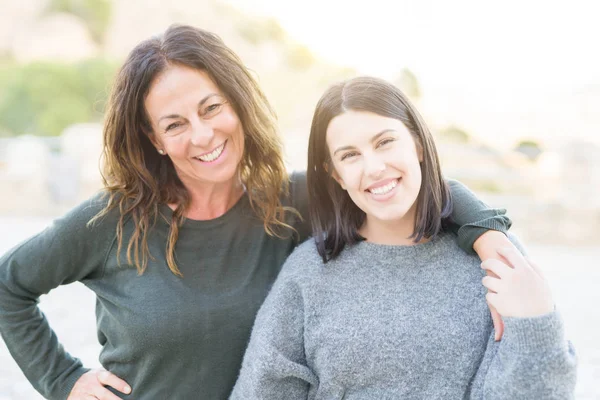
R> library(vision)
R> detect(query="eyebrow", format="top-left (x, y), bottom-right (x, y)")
top-left (332, 129), bottom-right (396, 156)
top-left (157, 93), bottom-right (222, 123)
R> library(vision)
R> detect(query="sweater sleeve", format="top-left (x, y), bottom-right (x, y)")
top-left (447, 179), bottom-right (512, 253)
top-left (0, 194), bottom-right (115, 400)
top-left (230, 256), bottom-right (317, 399)
top-left (469, 311), bottom-right (577, 399)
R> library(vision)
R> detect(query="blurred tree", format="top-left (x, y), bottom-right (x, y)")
top-left (285, 43), bottom-right (315, 71)
top-left (236, 18), bottom-right (286, 45)
top-left (0, 59), bottom-right (116, 136)
top-left (515, 139), bottom-right (543, 161)
top-left (395, 68), bottom-right (421, 100)
top-left (46, 0), bottom-right (112, 44)
top-left (438, 125), bottom-right (471, 143)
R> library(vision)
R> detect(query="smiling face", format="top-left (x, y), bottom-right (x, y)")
top-left (326, 110), bottom-right (423, 235)
top-left (145, 64), bottom-right (245, 190)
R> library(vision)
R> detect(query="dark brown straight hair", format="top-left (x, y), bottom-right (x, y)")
top-left (307, 76), bottom-right (452, 262)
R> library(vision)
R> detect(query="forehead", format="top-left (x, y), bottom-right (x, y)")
top-left (326, 110), bottom-right (408, 145)
top-left (145, 65), bottom-right (221, 116)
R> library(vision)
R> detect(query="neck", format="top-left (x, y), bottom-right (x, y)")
top-left (359, 206), bottom-right (428, 246)
top-left (170, 175), bottom-right (245, 221)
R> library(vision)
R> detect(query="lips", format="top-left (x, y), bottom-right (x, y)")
top-left (193, 140), bottom-right (226, 162)
top-left (366, 178), bottom-right (400, 195)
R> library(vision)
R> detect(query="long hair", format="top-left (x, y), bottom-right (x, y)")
top-left (91, 24), bottom-right (294, 276)
top-left (307, 76), bottom-right (452, 262)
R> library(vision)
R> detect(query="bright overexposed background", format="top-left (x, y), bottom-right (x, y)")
top-left (0, 0), bottom-right (598, 399)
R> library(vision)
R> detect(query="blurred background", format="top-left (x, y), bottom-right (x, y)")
top-left (0, 0), bottom-right (598, 398)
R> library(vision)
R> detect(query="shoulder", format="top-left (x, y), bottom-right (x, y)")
top-left (16, 191), bottom-right (119, 257)
top-left (53, 191), bottom-right (119, 236)
top-left (422, 231), bottom-right (482, 268)
top-left (0, 191), bottom-right (119, 281)
top-left (277, 238), bottom-right (324, 281)
top-left (506, 232), bottom-right (528, 256)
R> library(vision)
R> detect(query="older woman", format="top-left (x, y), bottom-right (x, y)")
top-left (0, 26), bottom-right (513, 399)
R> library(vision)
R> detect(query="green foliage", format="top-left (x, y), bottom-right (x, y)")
top-left (237, 18), bottom-right (286, 45)
top-left (439, 125), bottom-right (471, 143)
top-left (515, 139), bottom-right (543, 161)
top-left (472, 180), bottom-right (502, 194)
top-left (47, 0), bottom-right (112, 43)
top-left (395, 68), bottom-right (421, 100)
top-left (0, 59), bottom-right (117, 136)
top-left (285, 43), bottom-right (315, 71)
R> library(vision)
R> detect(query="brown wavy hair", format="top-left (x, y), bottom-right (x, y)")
top-left (307, 76), bottom-right (452, 262)
top-left (91, 24), bottom-right (294, 276)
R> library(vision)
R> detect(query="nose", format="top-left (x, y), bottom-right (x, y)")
top-left (363, 153), bottom-right (386, 179)
top-left (190, 118), bottom-right (214, 147)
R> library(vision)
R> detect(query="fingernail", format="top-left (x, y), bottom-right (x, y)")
top-left (124, 385), bottom-right (131, 394)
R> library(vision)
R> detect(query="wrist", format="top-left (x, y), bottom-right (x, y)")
top-left (473, 230), bottom-right (509, 260)
top-left (503, 310), bottom-right (564, 352)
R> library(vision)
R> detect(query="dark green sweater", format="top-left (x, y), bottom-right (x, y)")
top-left (0, 173), bottom-right (510, 399)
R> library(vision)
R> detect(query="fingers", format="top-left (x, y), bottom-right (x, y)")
top-left (485, 292), bottom-right (499, 309)
top-left (481, 259), bottom-right (513, 278)
top-left (496, 246), bottom-right (527, 269)
top-left (97, 370), bottom-right (131, 395)
top-left (488, 304), bottom-right (504, 341)
top-left (525, 256), bottom-right (546, 278)
top-left (482, 276), bottom-right (502, 293)
top-left (92, 387), bottom-right (123, 400)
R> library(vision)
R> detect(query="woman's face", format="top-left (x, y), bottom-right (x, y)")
top-left (326, 110), bottom-right (423, 232)
top-left (145, 64), bottom-right (245, 190)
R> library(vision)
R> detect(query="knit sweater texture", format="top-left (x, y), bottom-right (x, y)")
top-left (0, 174), bottom-right (511, 399)
top-left (231, 232), bottom-right (577, 400)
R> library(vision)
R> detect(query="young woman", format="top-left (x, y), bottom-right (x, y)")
top-left (231, 76), bottom-right (577, 399)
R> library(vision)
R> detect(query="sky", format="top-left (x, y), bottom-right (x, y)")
top-left (225, 0), bottom-right (600, 148)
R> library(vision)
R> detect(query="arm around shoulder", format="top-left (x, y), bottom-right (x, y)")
top-left (446, 179), bottom-right (512, 253)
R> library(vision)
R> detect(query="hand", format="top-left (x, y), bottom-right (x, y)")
top-left (473, 231), bottom-right (515, 340)
top-left (68, 369), bottom-right (131, 399)
top-left (481, 247), bottom-right (555, 318)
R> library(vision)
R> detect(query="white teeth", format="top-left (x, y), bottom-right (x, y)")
top-left (369, 179), bottom-right (398, 195)
top-left (196, 142), bottom-right (225, 162)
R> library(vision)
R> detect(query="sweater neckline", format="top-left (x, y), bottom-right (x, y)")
top-left (158, 193), bottom-right (250, 230)
top-left (344, 231), bottom-right (455, 265)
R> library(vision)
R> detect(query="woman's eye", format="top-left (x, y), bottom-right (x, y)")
top-left (165, 122), bottom-right (182, 132)
top-left (377, 138), bottom-right (395, 148)
top-left (341, 152), bottom-right (358, 161)
top-left (203, 103), bottom-right (224, 116)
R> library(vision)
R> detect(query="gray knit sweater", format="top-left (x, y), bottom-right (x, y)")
top-left (230, 232), bottom-right (577, 399)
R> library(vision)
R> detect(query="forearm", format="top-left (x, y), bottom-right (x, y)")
top-left (0, 199), bottom-right (108, 399)
top-left (0, 279), bottom-right (88, 399)
top-left (473, 230), bottom-right (517, 262)
top-left (446, 179), bottom-right (512, 254)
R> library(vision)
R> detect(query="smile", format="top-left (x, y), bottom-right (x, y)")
top-left (367, 178), bottom-right (400, 195)
top-left (194, 141), bottom-right (226, 162)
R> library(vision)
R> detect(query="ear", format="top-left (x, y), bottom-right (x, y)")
top-left (330, 167), bottom-right (347, 191)
top-left (146, 131), bottom-right (165, 154)
top-left (417, 142), bottom-right (424, 163)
